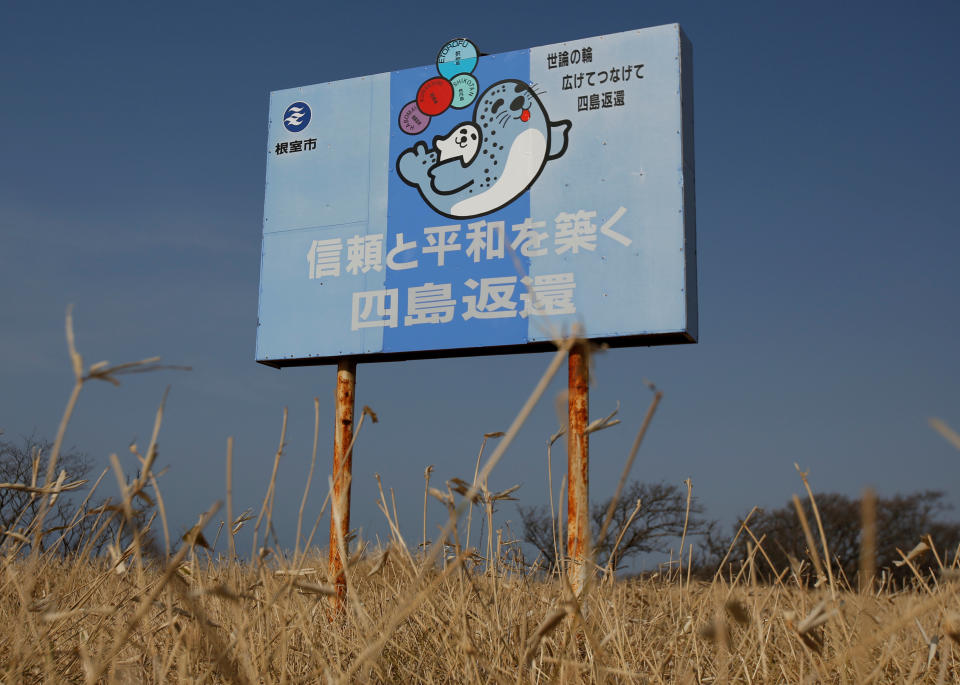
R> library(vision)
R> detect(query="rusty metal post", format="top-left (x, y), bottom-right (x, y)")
top-left (329, 358), bottom-right (356, 613)
top-left (567, 342), bottom-right (589, 592)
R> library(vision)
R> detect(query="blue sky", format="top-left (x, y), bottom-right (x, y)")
top-left (2, 1), bottom-right (958, 565)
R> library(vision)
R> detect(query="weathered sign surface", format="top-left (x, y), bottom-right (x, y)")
top-left (257, 24), bottom-right (695, 366)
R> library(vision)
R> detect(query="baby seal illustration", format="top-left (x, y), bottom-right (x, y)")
top-left (397, 79), bottom-right (571, 219)
top-left (436, 123), bottom-right (481, 165)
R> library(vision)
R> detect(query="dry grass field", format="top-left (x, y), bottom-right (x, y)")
top-left (2, 317), bottom-right (959, 683)
top-left (4, 545), bottom-right (960, 683)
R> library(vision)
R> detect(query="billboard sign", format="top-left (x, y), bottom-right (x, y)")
top-left (257, 24), bottom-right (696, 366)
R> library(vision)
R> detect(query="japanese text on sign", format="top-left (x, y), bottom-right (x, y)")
top-left (274, 138), bottom-right (318, 155)
top-left (547, 48), bottom-right (594, 68)
top-left (350, 273), bottom-right (577, 330)
top-left (307, 207), bottom-right (631, 280)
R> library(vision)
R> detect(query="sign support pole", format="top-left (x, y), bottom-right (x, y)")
top-left (329, 357), bottom-right (356, 613)
top-left (567, 342), bottom-right (589, 593)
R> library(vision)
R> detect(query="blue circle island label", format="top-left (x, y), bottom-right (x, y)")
top-left (436, 38), bottom-right (479, 80)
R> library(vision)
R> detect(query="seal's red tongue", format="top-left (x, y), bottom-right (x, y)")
top-left (520, 109), bottom-right (531, 122)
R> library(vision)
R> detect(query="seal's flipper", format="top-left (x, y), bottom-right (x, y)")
top-left (397, 142), bottom-right (437, 188)
top-left (547, 120), bottom-right (572, 160)
top-left (429, 159), bottom-right (477, 195)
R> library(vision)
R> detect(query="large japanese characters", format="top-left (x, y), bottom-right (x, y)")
top-left (307, 209), bottom-right (633, 331)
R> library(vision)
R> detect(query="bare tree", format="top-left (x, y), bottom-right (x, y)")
top-left (702, 490), bottom-right (960, 584)
top-left (0, 436), bottom-right (158, 557)
top-left (519, 480), bottom-right (713, 572)
top-left (0, 436), bottom-right (95, 551)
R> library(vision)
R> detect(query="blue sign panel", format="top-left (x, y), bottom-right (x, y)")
top-left (257, 24), bottom-right (696, 366)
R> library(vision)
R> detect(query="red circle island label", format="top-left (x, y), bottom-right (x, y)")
top-left (416, 77), bottom-right (454, 117)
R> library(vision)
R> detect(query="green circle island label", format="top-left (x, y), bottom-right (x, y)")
top-left (450, 73), bottom-right (479, 109)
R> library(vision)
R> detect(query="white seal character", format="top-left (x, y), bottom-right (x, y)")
top-left (435, 123), bottom-right (481, 165)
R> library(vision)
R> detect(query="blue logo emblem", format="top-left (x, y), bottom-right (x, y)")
top-left (282, 101), bottom-right (311, 133)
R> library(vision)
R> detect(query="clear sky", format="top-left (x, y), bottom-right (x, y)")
top-left (2, 1), bottom-right (958, 565)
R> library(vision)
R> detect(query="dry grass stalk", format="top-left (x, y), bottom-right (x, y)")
top-left (929, 418), bottom-right (960, 450)
top-left (250, 407), bottom-right (287, 563)
top-left (604, 497), bottom-right (642, 578)
top-left (795, 464), bottom-right (837, 596)
top-left (945, 611), bottom-right (960, 644)
top-left (894, 541), bottom-right (931, 568)
top-left (792, 492), bottom-right (826, 587)
top-left (859, 486), bottom-right (877, 593)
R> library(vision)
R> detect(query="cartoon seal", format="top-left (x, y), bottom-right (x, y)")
top-left (436, 122), bottom-right (481, 165)
top-left (396, 79), bottom-right (571, 219)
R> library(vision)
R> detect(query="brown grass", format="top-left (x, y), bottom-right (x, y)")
top-left (4, 547), bottom-right (960, 682)
top-left (1, 312), bottom-right (958, 683)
